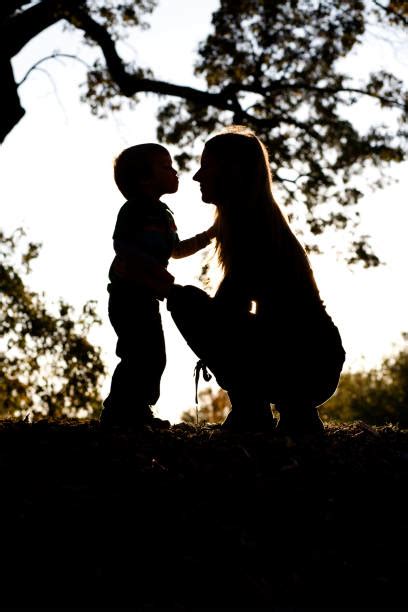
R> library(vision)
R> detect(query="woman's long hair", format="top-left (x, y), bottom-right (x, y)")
top-left (205, 125), bottom-right (320, 300)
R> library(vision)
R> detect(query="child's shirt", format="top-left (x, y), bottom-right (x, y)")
top-left (109, 193), bottom-right (212, 288)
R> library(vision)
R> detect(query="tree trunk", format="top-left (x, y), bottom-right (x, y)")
top-left (1, 56), bottom-right (25, 143)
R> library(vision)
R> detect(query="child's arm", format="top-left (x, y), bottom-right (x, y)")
top-left (110, 250), bottom-right (174, 300)
top-left (171, 223), bottom-right (217, 259)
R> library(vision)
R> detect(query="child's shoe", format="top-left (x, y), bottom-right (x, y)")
top-left (99, 404), bottom-right (156, 430)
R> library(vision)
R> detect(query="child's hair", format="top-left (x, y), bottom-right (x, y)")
top-left (113, 143), bottom-right (168, 199)
top-left (205, 125), bottom-right (320, 297)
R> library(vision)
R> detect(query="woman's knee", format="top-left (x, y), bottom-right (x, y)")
top-left (167, 284), bottom-right (211, 313)
top-left (167, 284), bottom-right (215, 335)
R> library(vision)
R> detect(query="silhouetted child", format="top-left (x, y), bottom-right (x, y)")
top-left (100, 143), bottom-right (215, 428)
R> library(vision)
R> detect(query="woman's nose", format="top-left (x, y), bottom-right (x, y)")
top-left (193, 169), bottom-right (200, 181)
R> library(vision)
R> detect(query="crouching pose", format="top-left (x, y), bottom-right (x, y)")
top-left (165, 126), bottom-right (346, 435)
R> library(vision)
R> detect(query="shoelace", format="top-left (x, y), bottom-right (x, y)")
top-left (193, 359), bottom-right (212, 425)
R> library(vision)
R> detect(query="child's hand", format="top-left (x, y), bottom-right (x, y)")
top-left (205, 223), bottom-right (217, 240)
top-left (110, 254), bottom-right (175, 300)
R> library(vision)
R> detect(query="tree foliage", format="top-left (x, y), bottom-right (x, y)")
top-left (322, 335), bottom-right (408, 427)
top-left (2, 0), bottom-right (408, 264)
top-left (181, 387), bottom-right (231, 425)
top-left (0, 228), bottom-right (106, 419)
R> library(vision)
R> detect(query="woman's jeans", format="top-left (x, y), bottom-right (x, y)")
top-left (167, 284), bottom-right (345, 408)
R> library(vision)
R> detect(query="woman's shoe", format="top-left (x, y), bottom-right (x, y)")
top-left (275, 406), bottom-right (325, 437)
top-left (221, 401), bottom-right (276, 432)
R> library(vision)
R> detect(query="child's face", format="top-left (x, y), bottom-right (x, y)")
top-left (146, 151), bottom-right (179, 198)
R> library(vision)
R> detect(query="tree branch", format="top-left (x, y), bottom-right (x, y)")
top-left (373, 0), bottom-right (408, 27)
top-left (263, 80), bottom-right (405, 110)
top-left (17, 52), bottom-right (92, 87)
top-left (0, 56), bottom-right (25, 143)
top-left (201, 78), bottom-right (404, 111)
top-left (0, 1), bottom-right (32, 20)
top-left (3, 0), bottom-right (84, 59)
top-left (69, 6), bottom-right (241, 111)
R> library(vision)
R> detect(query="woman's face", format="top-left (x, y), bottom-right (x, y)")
top-left (193, 148), bottom-right (223, 205)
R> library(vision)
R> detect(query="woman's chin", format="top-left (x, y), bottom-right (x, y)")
top-left (200, 191), bottom-right (214, 204)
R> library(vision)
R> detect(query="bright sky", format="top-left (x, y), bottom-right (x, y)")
top-left (2, 0), bottom-right (408, 423)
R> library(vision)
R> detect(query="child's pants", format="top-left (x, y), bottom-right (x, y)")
top-left (103, 285), bottom-right (166, 419)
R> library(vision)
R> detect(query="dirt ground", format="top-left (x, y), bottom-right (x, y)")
top-left (0, 418), bottom-right (406, 609)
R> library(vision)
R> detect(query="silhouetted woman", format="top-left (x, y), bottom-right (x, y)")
top-left (166, 126), bottom-right (346, 434)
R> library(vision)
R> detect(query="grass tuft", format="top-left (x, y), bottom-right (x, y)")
top-left (0, 418), bottom-right (406, 608)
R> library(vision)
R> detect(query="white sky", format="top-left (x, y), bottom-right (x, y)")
top-left (1, 0), bottom-right (408, 423)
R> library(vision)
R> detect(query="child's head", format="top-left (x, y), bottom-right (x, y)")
top-left (114, 143), bottom-right (178, 200)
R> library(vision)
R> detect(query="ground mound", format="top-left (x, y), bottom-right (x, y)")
top-left (0, 418), bottom-right (406, 609)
